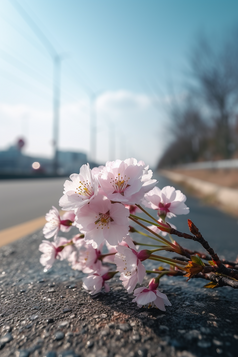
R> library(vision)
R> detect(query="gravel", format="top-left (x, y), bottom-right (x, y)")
top-left (0, 228), bottom-right (238, 357)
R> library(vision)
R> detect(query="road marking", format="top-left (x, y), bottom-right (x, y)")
top-left (0, 216), bottom-right (46, 248)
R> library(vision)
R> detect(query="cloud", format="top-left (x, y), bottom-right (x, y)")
top-left (0, 90), bottom-right (168, 168)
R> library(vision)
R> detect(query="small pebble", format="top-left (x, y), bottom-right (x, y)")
top-left (0, 333), bottom-right (13, 344)
top-left (200, 327), bottom-right (211, 334)
top-left (197, 341), bottom-right (211, 348)
top-left (159, 325), bottom-right (169, 332)
top-left (185, 330), bottom-right (201, 340)
top-left (30, 315), bottom-right (38, 321)
top-left (213, 339), bottom-right (223, 346)
top-left (47, 318), bottom-right (54, 324)
top-left (55, 331), bottom-right (65, 341)
top-left (15, 351), bottom-right (30, 357)
top-left (177, 352), bottom-right (196, 357)
top-left (137, 348), bottom-right (148, 357)
top-left (45, 352), bottom-right (57, 357)
top-left (118, 323), bottom-right (131, 332)
top-left (58, 321), bottom-right (69, 328)
top-left (86, 340), bottom-right (94, 348)
top-left (132, 334), bottom-right (141, 342)
top-left (59, 351), bottom-right (77, 357)
top-left (68, 284), bottom-right (76, 289)
top-left (63, 308), bottom-right (72, 313)
top-left (1, 325), bottom-right (11, 333)
top-left (100, 328), bottom-right (110, 336)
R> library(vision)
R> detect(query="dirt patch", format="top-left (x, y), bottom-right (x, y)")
top-left (171, 168), bottom-right (238, 189)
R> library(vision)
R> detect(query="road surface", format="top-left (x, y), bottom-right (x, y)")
top-left (1, 174), bottom-right (238, 261)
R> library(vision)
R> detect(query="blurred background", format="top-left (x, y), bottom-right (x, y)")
top-left (1, 0), bottom-right (238, 177)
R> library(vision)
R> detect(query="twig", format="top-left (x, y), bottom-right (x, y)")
top-left (194, 272), bottom-right (238, 289)
top-left (171, 219), bottom-right (238, 279)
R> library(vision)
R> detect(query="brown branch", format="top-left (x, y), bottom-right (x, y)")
top-left (194, 272), bottom-right (238, 289)
top-left (170, 220), bottom-right (221, 264)
top-left (170, 219), bottom-right (238, 280)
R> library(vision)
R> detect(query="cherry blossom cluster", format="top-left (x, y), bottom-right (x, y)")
top-left (39, 158), bottom-right (191, 311)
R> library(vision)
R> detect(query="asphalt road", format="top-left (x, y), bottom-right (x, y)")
top-left (0, 177), bottom-right (66, 231)
top-left (1, 174), bottom-right (238, 261)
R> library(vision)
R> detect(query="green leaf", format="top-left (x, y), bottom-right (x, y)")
top-left (191, 255), bottom-right (204, 266)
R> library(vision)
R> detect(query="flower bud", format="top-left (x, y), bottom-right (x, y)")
top-left (102, 271), bottom-right (117, 281)
top-left (156, 221), bottom-right (171, 233)
top-left (137, 249), bottom-right (152, 261)
top-left (60, 219), bottom-right (73, 227)
top-left (129, 226), bottom-right (137, 233)
top-left (148, 278), bottom-right (159, 290)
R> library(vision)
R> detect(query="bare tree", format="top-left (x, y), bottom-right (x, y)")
top-left (188, 30), bottom-right (238, 158)
top-left (158, 97), bottom-right (209, 168)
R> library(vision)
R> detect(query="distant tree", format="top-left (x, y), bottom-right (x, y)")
top-left (158, 98), bottom-right (209, 168)
top-left (187, 30), bottom-right (238, 158)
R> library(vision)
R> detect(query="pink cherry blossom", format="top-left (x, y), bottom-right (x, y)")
top-left (82, 267), bottom-right (112, 295)
top-left (70, 241), bottom-right (103, 273)
top-left (59, 164), bottom-right (99, 211)
top-left (143, 186), bottom-right (189, 218)
top-left (43, 206), bottom-right (75, 239)
top-left (125, 204), bottom-right (141, 215)
top-left (114, 244), bottom-right (146, 293)
top-left (75, 194), bottom-right (129, 248)
top-left (98, 158), bottom-right (157, 205)
top-left (39, 237), bottom-right (68, 270)
top-left (132, 278), bottom-right (171, 311)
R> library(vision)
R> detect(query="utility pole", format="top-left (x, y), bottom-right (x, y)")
top-left (108, 120), bottom-right (115, 161)
top-left (52, 55), bottom-right (61, 174)
top-left (10, 0), bottom-right (64, 175)
top-left (90, 93), bottom-right (97, 164)
top-left (89, 90), bottom-right (104, 164)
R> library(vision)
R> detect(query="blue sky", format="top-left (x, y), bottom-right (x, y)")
top-left (1, 0), bottom-right (238, 168)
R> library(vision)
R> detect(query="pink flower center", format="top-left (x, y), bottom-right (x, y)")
top-left (75, 180), bottom-right (94, 198)
top-left (111, 173), bottom-right (130, 195)
top-left (95, 211), bottom-right (113, 228)
top-left (158, 202), bottom-right (171, 213)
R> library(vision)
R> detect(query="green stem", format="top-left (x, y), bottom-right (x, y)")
top-left (136, 204), bottom-right (159, 224)
top-left (131, 227), bottom-right (166, 242)
top-left (150, 254), bottom-right (187, 265)
top-left (130, 214), bottom-right (160, 227)
top-left (150, 247), bottom-right (170, 253)
top-left (133, 241), bottom-right (162, 248)
top-left (129, 216), bottom-right (173, 247)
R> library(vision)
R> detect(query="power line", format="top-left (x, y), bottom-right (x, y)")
top-left (0, 70), bottom-right (51, 102)
top-left (9, 0), bottom-right (57, 58)
top-left (0, 14), bottom-right (50, 59)
top-left (0, 48), bottom-right (82, 102)
top-left (9, 0), bottom-right (64, 174)
top-left (9, 0), bottom-right (101, 167)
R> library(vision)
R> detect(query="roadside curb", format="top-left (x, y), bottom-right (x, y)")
top-left (1, 230), bottom-right (238, 357)
top-left (160, 170), bottom-right (238, 212)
